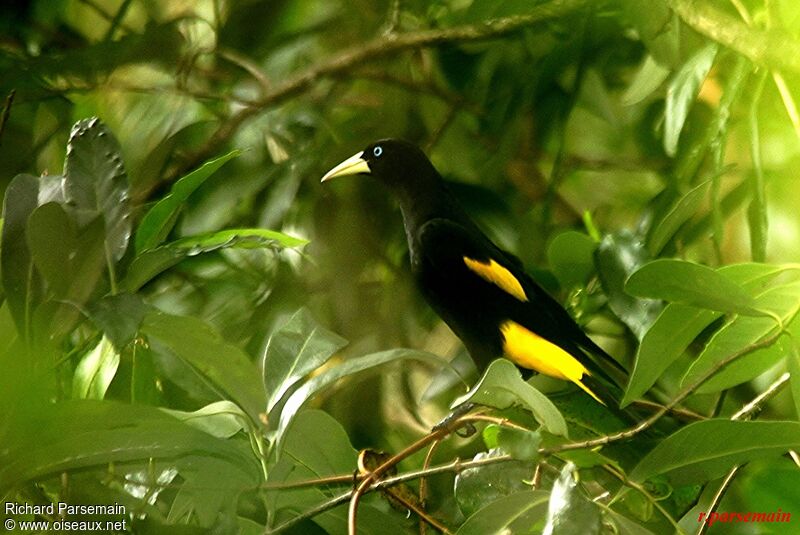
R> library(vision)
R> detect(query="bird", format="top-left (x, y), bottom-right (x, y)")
top-left (321, 139), bottom-right (628, 409)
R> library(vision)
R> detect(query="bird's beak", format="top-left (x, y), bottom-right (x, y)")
top-left (321, 151), bottom-right (371, 182)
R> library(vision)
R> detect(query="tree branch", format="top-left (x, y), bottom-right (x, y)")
top-left (666, 0), bottom-right (800, 74)
top-left (172, 0), bottom-right (591, 180)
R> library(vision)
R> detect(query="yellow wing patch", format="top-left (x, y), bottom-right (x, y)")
top-left (499, 320), bottom-right (604, 405)
top-left (463, 257), bottom-right (528, 302)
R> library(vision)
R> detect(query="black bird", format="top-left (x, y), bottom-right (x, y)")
top-left (322, 139), bottom-right (627, 407)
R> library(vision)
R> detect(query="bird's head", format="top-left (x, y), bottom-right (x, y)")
top-left (320, 139), bottom-right (437, 191)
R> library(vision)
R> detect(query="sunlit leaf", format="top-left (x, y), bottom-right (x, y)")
top-left (123, 228), bottom-right (307, 291)
top-left (72, 336), bottom-right (120, 400)
top-left (622, 54), bottom-right (671, 106)
top-left (135, 150), bottom-right (241, 253)
top-left (262, 308), bottom-right (348, 414)
top-left (162, 400), bottom-right (248, 439)
top-left (542, 462), bottom-right (601, 535)
top-left (630, 420), bottom-right (800, 485)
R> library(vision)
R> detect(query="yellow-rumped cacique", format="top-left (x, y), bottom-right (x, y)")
top-left (321, 139), bottom-right (628, 409)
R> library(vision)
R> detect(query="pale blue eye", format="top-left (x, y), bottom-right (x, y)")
top-left (373, 146), bottom-right (383, 157)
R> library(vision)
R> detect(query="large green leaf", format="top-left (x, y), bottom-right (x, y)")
top-left (622, 54), bottom-right (671, 106)
top-left (0, 399), bottom-right (259, 493)
top-left (630, 420), bottom-right (800, 485)
top-left (455, 359), bottom-right (567, 437)
top-left (26, 202), bottom-right (78, 298)
top-left (267, 409), bottom-right (398, 534)
top-left (277, 349), bottom-right (448, 444)
top-left (626, 259), bottom-right (760, 315)
top-left (141, 311), bottom-right (265, 423)
top-left (262, 307), bottom-right (348, 414)
top-left (663, 44), bottom-right (718, 156)
top-left (683, 281), bottom-right (800, 393)
top-left (1, 174), bottom-right (48, 337)
top-left (622, 304), bottom-right (720, 406)
top-left (63, 117), bottom-right (131, 264)
top-left (123, 228), bottom-right (307, 291)
top-left (135, 150), bottom-right (240, 253)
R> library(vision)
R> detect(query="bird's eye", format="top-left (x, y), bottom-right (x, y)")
top-left (373, 146), bottom-right (383, 158)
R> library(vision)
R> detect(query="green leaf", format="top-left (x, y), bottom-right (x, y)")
top-left (135, 150), bottom-right (241, 254)
top-left (547, 231), bottom-right (596, 289)
top-left (267, 410), bottom-right (399, 534)
top-left (262, 308), bottom-right (348, 414)
top-left (623, 303), bottom-right (720, 406)
top-left (26, 202), bottom-right (78, 297)
top-left (454, 449), bottom-right (533, 517)
top-left (277, 349), bottom-right (448, 444)
top-left (162, 400), bottom-right (248, 439)
top-left (647, 180), bottom-right (710, 255)
top-left (122, 227), bottom-right (307, 292)
top-left (683, 281), bottom-right (800, 393)
top-left (454, 359), bottom-right (567, 437)
top-left (664, 44), bottom-right (718, 156)
top-left (141, 311), bottom-right (265, 423)
top-left (168, 456), bottom-right (254, 528)
top-left (624, 263), bottom-right (799, 404)
top-left (595, 230), bottom-right (662, 340)
top-left (542, 462), bottom-right (602, 535)
top-left (87, 293), bottom-right (149, 350)
top-left (0, 399), bottom-right (259, 493)
top-left (63, 117), bottom-right (131, 263)
top-left (456, 490), bottom-right (549, 535)
top-left (622, 54), bottom-right (671, 106)
top-left (72, 336), bottom-right (120, 400)
top-left (626, 259), bottom-right (760, 315)
top-left (606, 510), bottom-right (658, 535)
top-left (498, 427), bottom-right (541, 461)
top-left (630, 420), bottom-right (800, 485)
top-left (1, 174), bottom-right (43, 337)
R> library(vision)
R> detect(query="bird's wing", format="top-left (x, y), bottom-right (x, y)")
top-left (417, 218), bottom-right (626, 400)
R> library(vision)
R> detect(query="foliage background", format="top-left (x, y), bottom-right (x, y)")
top-left (2, 0), bottom-right (800, 533)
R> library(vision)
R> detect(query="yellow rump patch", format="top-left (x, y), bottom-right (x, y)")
top-left (499, 320), bottom-right (604, 405)
top-left (463, 257), bottom-right (528, 302)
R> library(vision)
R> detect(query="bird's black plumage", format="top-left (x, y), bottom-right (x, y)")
top-left (322, 139), bottom-right (628, 407)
